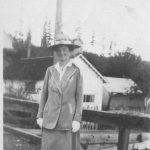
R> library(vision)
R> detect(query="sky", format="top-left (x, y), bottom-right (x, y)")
top-left (2, 0), bottom-right (150, 61)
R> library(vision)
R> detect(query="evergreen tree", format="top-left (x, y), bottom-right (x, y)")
top-left (41, 19), bottom-right (52, 48)
top-left (90, 30), bottom-right (95, 46)
top-left (47, 20), bottom-right (52, 46)
top-left (75, 26), bottom-right (82, 40)
top-left (108, 41), bottom-right (117, 56)
top-left (108, 41), bottom-right (113, 56)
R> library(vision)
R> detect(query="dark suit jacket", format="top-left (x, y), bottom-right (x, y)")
top-left (36, 64), bottom-right (83, 130)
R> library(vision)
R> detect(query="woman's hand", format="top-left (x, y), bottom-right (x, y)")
top-left (37, 118), bottom-right (43, 128)
top-left (72, 121), bottom-right (80, 132)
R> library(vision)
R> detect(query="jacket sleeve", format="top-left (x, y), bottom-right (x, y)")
top-left (73, 69), bottom-right (83, 122)
top-left (36, 68), bottom-right (50, 119)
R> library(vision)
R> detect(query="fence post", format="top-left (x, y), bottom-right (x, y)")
top-left (117, 127), bottom-right (130, 150)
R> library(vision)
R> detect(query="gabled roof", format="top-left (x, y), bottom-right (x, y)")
top-left (104, 77), bottom-right (142, 94)
top-left (72, 54), bottom-right (107, 83)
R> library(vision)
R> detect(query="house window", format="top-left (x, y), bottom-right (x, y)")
top-left (83, 95), bottom-right (95, 102)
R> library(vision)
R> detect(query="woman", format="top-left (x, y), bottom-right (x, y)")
top-left (36, 33), bottom-right (83, 150)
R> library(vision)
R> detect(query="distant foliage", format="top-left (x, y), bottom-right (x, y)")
top-left (4, 30), bottom-right (53, 81)
top-left (4, 57), bottom-right (53, 80)
top-left (83, 47), bottom-right (150, 96)
top-left (132, 61), bottom-right (150, 96)
top-left (4, 37), bottom-right (150, 97)
top-left (83, 52), bottom-right (108, 75)
top-left (105, 47), bottom-right (141, 77)
top-left (12, 30), bottom-right (32, 58)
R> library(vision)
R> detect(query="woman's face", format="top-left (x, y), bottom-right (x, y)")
top-left (56, 45), bottom-right (71, 62)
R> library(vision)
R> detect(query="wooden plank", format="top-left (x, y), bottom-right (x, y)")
top-left (5, 107), bottom-right (33, 113)
top-left (4, 97), bottom-right (39, 110)
top-left (82, 110), bottom-right (150, 132)
top-left (4, 97), bottom-right (38, 127)
top-left (4, 124), bottom-right (41, 144)
top-left (4, 96), bottom-right (39, 105)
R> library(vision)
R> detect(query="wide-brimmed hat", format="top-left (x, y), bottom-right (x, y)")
top-left (50, 32), bottom-right (80, 51)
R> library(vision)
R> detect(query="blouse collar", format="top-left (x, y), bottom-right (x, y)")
top-left (54, 60), bottom-right (73, 76)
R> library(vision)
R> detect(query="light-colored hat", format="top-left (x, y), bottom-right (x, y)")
top-left (50, 32), bottom-right (80, 51)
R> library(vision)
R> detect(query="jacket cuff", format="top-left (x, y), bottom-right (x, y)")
top-left (73, 114), bottom-right (82, 123)
top-left (36, 113), bottom-right (43, 119)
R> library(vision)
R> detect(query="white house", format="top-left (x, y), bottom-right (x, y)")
top-left (72, 54), bottom-right (106, 110)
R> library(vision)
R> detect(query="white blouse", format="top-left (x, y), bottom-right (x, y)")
top-left (54, 61), bottom-right (72, 80)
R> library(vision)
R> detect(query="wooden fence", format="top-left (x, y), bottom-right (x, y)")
top-left (4, 96), bottom-right (39, 128)
top-left (3, 96), bottom-right (150, 130)
top-left (3, 96), bottom-right (150, 150)
top-left (82, 109), bottom-right (150, 150)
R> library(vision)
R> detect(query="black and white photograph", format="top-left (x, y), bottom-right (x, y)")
top-left (2, 0), bottom-right (150, 150)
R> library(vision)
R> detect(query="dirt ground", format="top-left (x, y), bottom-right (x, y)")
top-left (4, 131), bottom-right (150, 150)
top-left (3, 131), bottom-right (116, 150)
top-left (4, 131), bottom-right (41, 150)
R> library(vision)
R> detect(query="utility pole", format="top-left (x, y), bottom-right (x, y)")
top-left (27, 29), bottom-right (31, 58)
top-left (53, 0), bottom-right (63, 64)
top-left (54, 0), bottom-right (63, 40)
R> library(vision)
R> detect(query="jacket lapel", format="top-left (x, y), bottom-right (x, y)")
top-left (50, 67), bottom-right (62, 94)
top-left (50, 66), bottom-right (76, 94)
top-left (61, 67), bottom-right (76, 90)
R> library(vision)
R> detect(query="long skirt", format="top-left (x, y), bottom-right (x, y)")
top-left (41, 128), bottom-right (80, 150)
